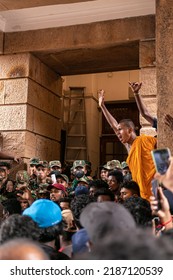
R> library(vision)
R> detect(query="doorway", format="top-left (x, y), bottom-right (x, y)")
top-left (100, 101), bottom-right (140, 165)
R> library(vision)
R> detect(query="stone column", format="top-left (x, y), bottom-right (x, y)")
top-left (139, 39), bottom-right (157, 136)
top-left (156, 0), bottom-right (173, 151)
top-left (0, 53), bottom-right (62, 164)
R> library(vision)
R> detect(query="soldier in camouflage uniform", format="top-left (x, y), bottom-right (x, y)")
top-left (100, 160), bottom-right (122, 182)
top-left (15, 170), bottom-right (35, 206)
top-left (28, 157), bottom-right (40, 191)
top-left (49, 160), bottom-right (62, 174)
top-left (70, 160), bottom-right (92, 194)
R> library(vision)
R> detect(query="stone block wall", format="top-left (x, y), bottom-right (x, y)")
top-left (0, 53), bottom-right (63, 166)
top-left (139, 40), bottom-right (157, 136)
top-left (156, 0), bottom-right (173, 151)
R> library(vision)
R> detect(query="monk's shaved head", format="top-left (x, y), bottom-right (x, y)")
top-left (119, 119), bottom-right (135, 130)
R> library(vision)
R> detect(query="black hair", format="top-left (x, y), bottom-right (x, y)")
top-left (0, 214), bottom-right (40, 244)
top-left (123, 172), bottom-right (132, 182)
top-left (59, 197), bottom-right (72, 204)
top-left (1, 198), bottom-right (22, 216)
top-left (121, 180), bottom-right (140, 197)
top-left (85, 162), bottom-right (92, 176)
top-left (38, 222), bottom-right (63, 243)
top-left (108, 170), bottom-right (124, 184)
top-left (123, 196), bottom-right (152, 227)
top-left (89, 179), bottom-right (109, 190)
top-left (94, 188), bottom-right (115, 202)
top-left (70, 194), bottom-right (95, 229)
top-left (0, 162), bottom-right (11, 170)
top-left (61, 230), bottom-right (75, 242)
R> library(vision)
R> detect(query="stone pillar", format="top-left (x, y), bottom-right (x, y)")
top-left (0, 53), bottom-right (63, 164)
top-left (156, 0), bottom-right (173, 151)
top-left (139, 39), bottom-right (157, 136)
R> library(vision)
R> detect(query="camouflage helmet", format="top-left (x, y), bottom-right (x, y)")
top-left (36, 160), bottom-right (49, 168)
top-left (76, 177), bottom-right (89, 185)
top-left (121, 161), bottom-right (129, 169)
top-left (103, 160), bottom-right (122, 170)
top-left (29, 157), bottom-right (40, 165)
top-left (49, 160), bottom-right (61, 168)
top-left (56, 174), bottom-right (69, 184)
top-left (73, 160), bottom-right (86, 168)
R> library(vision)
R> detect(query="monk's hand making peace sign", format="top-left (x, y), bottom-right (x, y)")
top-left (128, 81), bottom-right (142, 94)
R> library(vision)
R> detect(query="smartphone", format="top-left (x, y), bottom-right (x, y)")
top-left (51, 174), bottom-right (57, 184)
top-left (153, 217), bottom-right (162, 233)
top-left (151, 148), bottom-right (171, 175)
top-left (151, 179), bottom-right (161, 210)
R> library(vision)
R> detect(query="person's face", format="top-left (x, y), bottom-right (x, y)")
top-left (29, 164), bottom-right (38, 176)
top-left (20, 199), bottom-right (29, 211)
top-left (74, 166), bottom-right (86, 178)
top-left (122, 168), bottom-right (130, 176)
top-left (50, 166), bottom-right (62, 173)
top-left (97, 195), bottom-right (113, 202)
top-left (0, 166), bottom-right (10, 175)
top-left (89, 186), bottom-right (97, 196)
top-left (56, 178), bottom-right (68, 188)
top-left (6, 181), bottom-right (14, 192)
top-left (0, 169), bottom-right (7, 181)
top-left (37, 167), bottom-right (49, 180)
top-left (100, 169), bottom-right (108, 181)
top-left (107, 175), bottom-right (118, 191)
top-left (60, 201), bottom-right (70, 210)
top-left (50, 188), bottom-right (64, 202)
top-left (117, 123), bottom-right (132, 144)
top-left (120, 187), bottom-right (133, 201)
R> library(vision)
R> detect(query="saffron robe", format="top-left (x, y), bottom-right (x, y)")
top-left (126, 135), bottom-right (157, 201)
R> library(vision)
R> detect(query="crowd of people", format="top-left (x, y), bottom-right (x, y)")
top-left (0, 81), bottom-right (173, 260)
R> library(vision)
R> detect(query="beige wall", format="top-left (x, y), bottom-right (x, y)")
top-left (63, 70), bottom-right (139, 100)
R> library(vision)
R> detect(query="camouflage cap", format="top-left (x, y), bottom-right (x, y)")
top-left (0, 161), bottom-right (11, 169)
top-left (121, 161), bottom-right (129, 169)
top-left (77, 177), bottom-right (89, 185)
top-left (29, 157), bottom-right (40, 165)
top-left (103, 160), bottom-right (122, 170)
top-left (16, 170), bottom-right (29, 184)
top-left (73, 160), bottom-right (86, 168)
top-left (56, 174), bottom-right (69, 184)
top-left (49, 160), bottom-right (61, 168)
top-left (36, 160), bottom-right (49, 168)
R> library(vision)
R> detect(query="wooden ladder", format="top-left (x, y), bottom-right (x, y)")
top-left (63, 87), bottom-right (88, 164)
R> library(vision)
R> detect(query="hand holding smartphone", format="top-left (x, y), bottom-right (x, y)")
top-left (151, 148), bottom-right (171, 175)
top-left (151, 179), bottom-right (161, 210)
